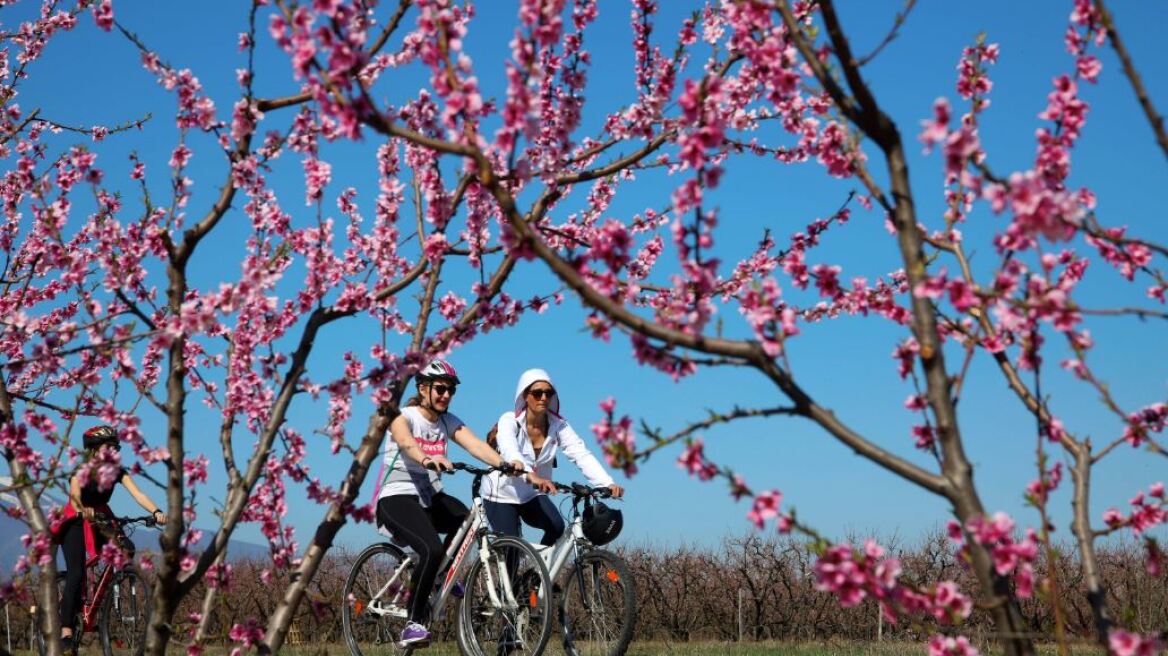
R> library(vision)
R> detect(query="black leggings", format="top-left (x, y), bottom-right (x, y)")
top-left (377, 493), bottom-right (468, 624)
top-left (58, 519), bottom-right (106, 631)
top-left (483, 496), bottom-right (565, 547)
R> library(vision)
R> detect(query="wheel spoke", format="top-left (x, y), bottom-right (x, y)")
top-left (342, 544), bottom-right (413, 656)
top-left (460, 537), bottom-right (553, 656)
top-left (561, 551), bottom-right (635, 656)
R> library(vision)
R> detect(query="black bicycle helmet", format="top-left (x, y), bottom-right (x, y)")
top-left (83, 425), bottom-right (118, 450)
top-left (581, 501), bottom-right (623, 546)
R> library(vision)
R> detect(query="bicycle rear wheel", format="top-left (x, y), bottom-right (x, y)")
top-left (559, 549), bottom-right (636, 656)
top-left (100, 565), bottom-right (152, 656)
top-left (342, 543), bottom-right (415, 656)
top-left (458, 535), bottom-right (553, 656)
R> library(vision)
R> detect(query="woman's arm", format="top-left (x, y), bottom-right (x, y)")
top-left (389, 414), bottom-right (438, 466)
top-left (68, 474), bottom-right (90, 518)
top-left (493, 415), bottom-right (528, 467)
top-left (557, 420), bottom-right (617, 488)
top-left (452, 424), bottom-right (527, 474)
top-left (121, 474), bottom-right (168, 524)
top-left (451, 424), bottom-right (506, 467)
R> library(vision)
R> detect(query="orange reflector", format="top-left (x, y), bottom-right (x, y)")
top-left (529, 590), bottom-right (538, 608)
top-left (606, 569), bottom-right (620, 583)
top-left (354, 600), bottom-right (365, 615)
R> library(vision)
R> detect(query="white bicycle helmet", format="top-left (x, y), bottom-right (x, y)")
top-left (418, 359), bottom-right (461, 384)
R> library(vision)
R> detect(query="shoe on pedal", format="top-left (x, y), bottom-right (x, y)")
top-left (398, 621), bottom-right (431, 648)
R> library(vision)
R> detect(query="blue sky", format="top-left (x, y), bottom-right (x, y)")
top-left (6, 0), bottom-right (1167, 555)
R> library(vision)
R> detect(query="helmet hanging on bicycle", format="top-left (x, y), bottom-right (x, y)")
top-left (417, 359), bottom-right (461, 384)
top-left (83, 425), bottom-right (119, 450)
top-left (581, 501), bottom-right (623, 546)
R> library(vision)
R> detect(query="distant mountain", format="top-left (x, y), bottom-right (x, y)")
top-left (0, 477), bottom-right (269, 572)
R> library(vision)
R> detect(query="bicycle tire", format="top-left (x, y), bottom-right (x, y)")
top-left (458, 535), bottom-right (553, 656)
top-left (100, 565), bottom-right (152, 656)
top-left (342, 542), bottom-right (415, 656)
top-left (559, 549), bottom-right (636, 656)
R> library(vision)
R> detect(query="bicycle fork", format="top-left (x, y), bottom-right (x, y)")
top-left (479, 539), bottom-right (520, 612)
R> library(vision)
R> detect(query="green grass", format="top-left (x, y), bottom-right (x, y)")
top-left (12, 640), bottom-right (1108, 655)
top-left (209, 640), bottom-right (1107, 655)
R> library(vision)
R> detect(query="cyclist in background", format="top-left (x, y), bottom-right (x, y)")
top-left (375, 359), bottom-right (525, 649)
top-left (53, 425), bottom-right (168, 650)
top-left (482, 368), bottom-right (624, 547)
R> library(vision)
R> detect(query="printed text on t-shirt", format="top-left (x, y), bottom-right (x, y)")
top-left (415, 432), bottom-right (447, 457)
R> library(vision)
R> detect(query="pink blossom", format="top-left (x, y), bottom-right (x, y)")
top-left (928, 635), bottom-right (981, 656)
top-left (677, 439), bottom-right (707, 478)
top-left (92, 0), bottom-right (114, 32)
top-left (1109, 630), bottom-right (1163, 656)
top-left (170, 144), bottom-right (192, 169)
top-left (228, 619), bottom-right (265, 650)
top-left (912, 425), bottom-right (936, 450)
top-left (303, 157), bottom-right (332, 205)
top-left (919, 98), bottom-right (951, 152)
top-left (746, 490), bottom-right (782, 529)
top-left (1076, 55), bottom-right (1102, 82)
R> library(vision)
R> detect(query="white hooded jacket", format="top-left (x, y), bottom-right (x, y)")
top-left (482, 368), bottom-right (615, 504)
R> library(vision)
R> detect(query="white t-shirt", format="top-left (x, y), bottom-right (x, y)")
top-left (377, 406), bottom-right (464, 506)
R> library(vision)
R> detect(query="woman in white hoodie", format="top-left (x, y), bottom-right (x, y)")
top-left (483, 368), bottom-right (624, 546)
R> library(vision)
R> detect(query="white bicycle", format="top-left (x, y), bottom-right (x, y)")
top-left (534, 482), bottom-right (636, 656)
top-left (341, 462), bottom-right (554, 656)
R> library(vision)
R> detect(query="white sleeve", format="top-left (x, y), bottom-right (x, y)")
top-left (557, 419), bottom-right (615, 487)
top-left (495, 413), bottom-right (531, 470)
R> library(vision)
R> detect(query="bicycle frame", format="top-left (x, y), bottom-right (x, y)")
top-left (536, 510), bottom-right (588, 582)
top-left (56, 514), bottom-right (153, 638)
top-left (364, 472), bottom-right (525, 624)
top-left (76, 556), bottom-right (117, 633)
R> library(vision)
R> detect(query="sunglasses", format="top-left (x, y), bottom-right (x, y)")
top-left (528, 389), bottom-right (556, 400)
top-left (431, 383), bottom-right (457, 397)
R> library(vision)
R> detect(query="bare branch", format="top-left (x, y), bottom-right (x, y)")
top-left (856, 0), bottom-right (918, 67)
top-left (637, 405), bottom-right (800, 461)
top-left (1094, 0), bottom-right (1168, 164)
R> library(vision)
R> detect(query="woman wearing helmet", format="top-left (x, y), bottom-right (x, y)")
top-left (375, 359), bottom-right (524, 649)
top-left (54, 425), bottom-right (168, 649)
top-left (482, 368), bottom-right (624, 547)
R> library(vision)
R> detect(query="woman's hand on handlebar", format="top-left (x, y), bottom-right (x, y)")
top-left (607, 483), bottom-right (625, 499)
top-left (526, 472), bottom-right (558, 495)
top-left (422, 455), bottom-right (454, 472)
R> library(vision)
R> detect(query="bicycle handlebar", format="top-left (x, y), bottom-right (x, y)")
top-left (551, 481), bottom-right (614, 499)
top-left (90, 514), bottom-right (159, 529)
top-left (443, 461), bottom-right (521, 477)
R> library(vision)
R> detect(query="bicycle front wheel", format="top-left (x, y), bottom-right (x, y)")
top-left (100, 566), bottom-right (152, 656)
top-left (559, 549), bottom-right (636, 656)
top-left (458, 535), bottom-right (553, 656)
top-left (342, 542), bottom-right (415, 656)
